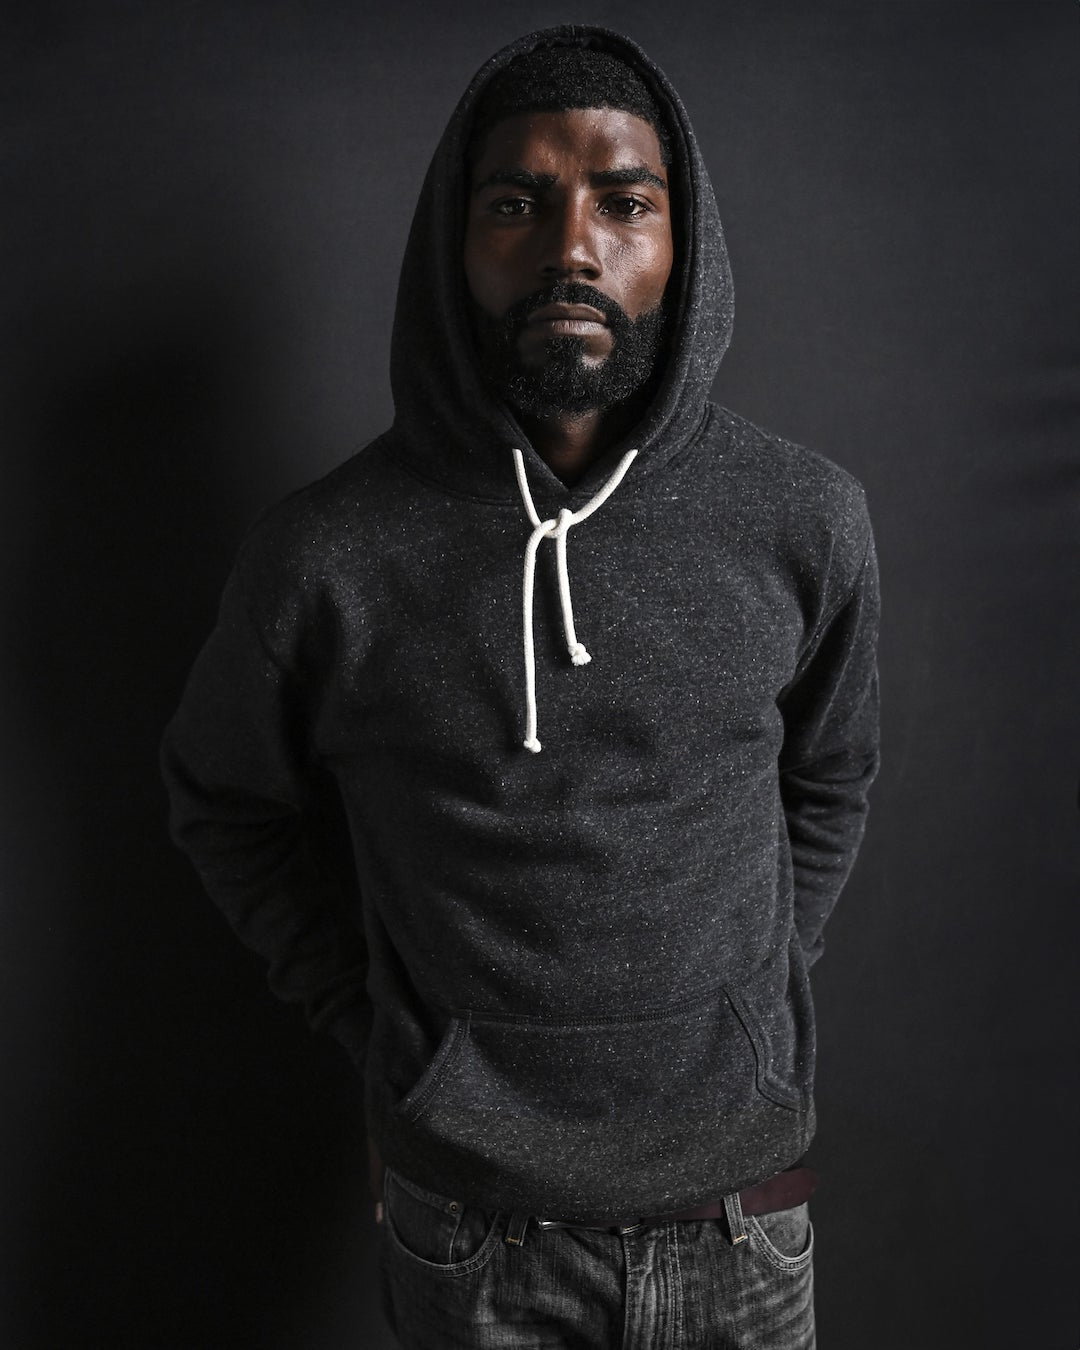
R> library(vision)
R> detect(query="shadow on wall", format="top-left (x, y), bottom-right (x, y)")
top-left (3, 259), bottom-right (388, 1347)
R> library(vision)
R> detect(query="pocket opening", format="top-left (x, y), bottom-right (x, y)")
top-left (397, 1015), bottom-right (469, 1123)
top-left (392, 980), bottom-right (804, 1127)
top-left (724, 984), bottom-right (806, 1112)
top-left (748, 1209), bottom-right (815, 1272)
top-left (384, 1169), bottom-right (503, 1275)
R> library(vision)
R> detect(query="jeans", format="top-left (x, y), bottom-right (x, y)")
top-left (379, 1167), bottom-right (815, 1349)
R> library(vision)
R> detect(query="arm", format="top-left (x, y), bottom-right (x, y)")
top-left (160, 564), bottom-right (372, 1070)
top-left (777, 525), bottom-right (881, 968)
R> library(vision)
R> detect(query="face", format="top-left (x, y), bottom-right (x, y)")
top-left (464, 108), bottom-right (675, 417)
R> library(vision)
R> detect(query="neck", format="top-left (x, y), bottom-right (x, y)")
top-left (519, 401), bottom-right (639, 487)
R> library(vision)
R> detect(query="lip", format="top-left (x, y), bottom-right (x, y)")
top-left (527, 303), bottom-right (608, 326)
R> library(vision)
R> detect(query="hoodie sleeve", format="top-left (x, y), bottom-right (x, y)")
top-left (160, 561), bottom-right (372, 1072)
top-left (777, 516), bottom-right (881, 969)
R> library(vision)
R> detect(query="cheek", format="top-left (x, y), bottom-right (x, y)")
top-left (612, 236), bottom-right (675, 314)
top-left (462, 231), bottom-right (486, 308)
top-left (464, 225), bottom-right (514, 315)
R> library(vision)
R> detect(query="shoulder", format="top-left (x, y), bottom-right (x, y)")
top-left (700, 405), bottom-right (875, 622)
top-left (706, 403), bottom-right (872, 556)
top-left (709, 405), bottom-right (868, 518)
top-left (225, 437), bottom-right (402, 664)
top-left (233, 436), bottom-right (398, 587)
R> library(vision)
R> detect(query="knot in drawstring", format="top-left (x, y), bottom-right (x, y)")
top-left (511, 447), bottom-right (638, 754)
top-left (552, 508), bottom-right (592, 668)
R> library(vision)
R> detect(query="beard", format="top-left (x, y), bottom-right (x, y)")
top-left (470, 281), bottom-right (668, 419)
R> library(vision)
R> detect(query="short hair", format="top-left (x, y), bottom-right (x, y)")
top-left (467, 46), bottom-right (673, 170)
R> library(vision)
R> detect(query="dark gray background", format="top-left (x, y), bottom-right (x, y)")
top-left (3, 3), bottom-right (1078, 1347)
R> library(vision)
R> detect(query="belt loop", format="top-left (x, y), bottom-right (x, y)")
top-left (504, 1211), bottom-right (530, 1247)
top-left (723, 1190), bottom-right (748, 1245)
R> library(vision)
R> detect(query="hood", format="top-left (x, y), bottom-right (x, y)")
top-left (387, 24), bottom-right (734, 504)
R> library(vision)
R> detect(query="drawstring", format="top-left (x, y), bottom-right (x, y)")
top-left (511, 447), bottom-right (638, 753)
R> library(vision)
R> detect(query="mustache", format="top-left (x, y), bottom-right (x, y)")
top-left (501, 282), bottom-right (633, 334)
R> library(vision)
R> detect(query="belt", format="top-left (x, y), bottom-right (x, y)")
top-left (508, 1161), bottom-right (818, 1245)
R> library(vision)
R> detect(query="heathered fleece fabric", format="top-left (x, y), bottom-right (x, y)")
top-left (161, 25), bottom-right (880, 1224)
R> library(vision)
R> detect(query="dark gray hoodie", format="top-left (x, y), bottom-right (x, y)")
top-left (161, 25), bottom-right (880, 1223)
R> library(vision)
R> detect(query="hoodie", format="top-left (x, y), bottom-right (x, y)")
top-left (161, 25), bottom-right (880, 1223)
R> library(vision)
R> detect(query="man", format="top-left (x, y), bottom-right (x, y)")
top-left (162, 26), bottom-right (879, 1349)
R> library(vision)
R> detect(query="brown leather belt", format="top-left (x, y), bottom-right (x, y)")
top-left (530, 1161), bottom-right (818, 1236)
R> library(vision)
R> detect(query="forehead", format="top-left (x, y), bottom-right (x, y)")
top-left (470, 108), bottom-right (666, 181)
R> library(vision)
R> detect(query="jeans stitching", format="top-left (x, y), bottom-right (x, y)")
top-left (670, 1223), bottom-right (685, 1347)
top-left (386, 1166), bottom-right (464, 1213)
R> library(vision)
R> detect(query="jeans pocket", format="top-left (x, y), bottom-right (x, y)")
top-left (383, 1167), bottom-right (502, 1275)
top-left (747, 1202), bottom-right (814, 1272)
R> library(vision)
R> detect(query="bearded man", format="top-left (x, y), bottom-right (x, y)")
top-left (162, 26), bottom-right (880, 1349)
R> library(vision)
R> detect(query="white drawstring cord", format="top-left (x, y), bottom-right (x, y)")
top-left (512, 447), bottom-right (638, 753)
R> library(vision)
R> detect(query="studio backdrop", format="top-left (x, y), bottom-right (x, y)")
top-left (3, 3), bottom-right (1077, 1348)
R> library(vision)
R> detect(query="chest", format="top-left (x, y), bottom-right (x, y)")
top-left (312, 503), bottom-right (808, 770)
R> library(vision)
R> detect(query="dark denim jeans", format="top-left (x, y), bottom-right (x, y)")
top-left (379, 1167), bottom-right (815, 1349)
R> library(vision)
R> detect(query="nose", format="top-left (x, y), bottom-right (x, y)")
top-left (538, 196), bottom-right (601, 280)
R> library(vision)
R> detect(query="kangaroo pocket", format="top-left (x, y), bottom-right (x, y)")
top-left (387, 980), bottom-right (811, 1224)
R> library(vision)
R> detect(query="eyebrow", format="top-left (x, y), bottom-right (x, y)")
top-left (473, 165), bottom-right (667, 195)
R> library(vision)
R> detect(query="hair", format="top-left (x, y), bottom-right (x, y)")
top-left (467, 45), bottom-right (673, 169)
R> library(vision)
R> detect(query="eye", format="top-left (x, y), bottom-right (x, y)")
top-left (602, 194), bottom-right (651, 219)
top-left (491, 197), bottom-right (536, 216)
